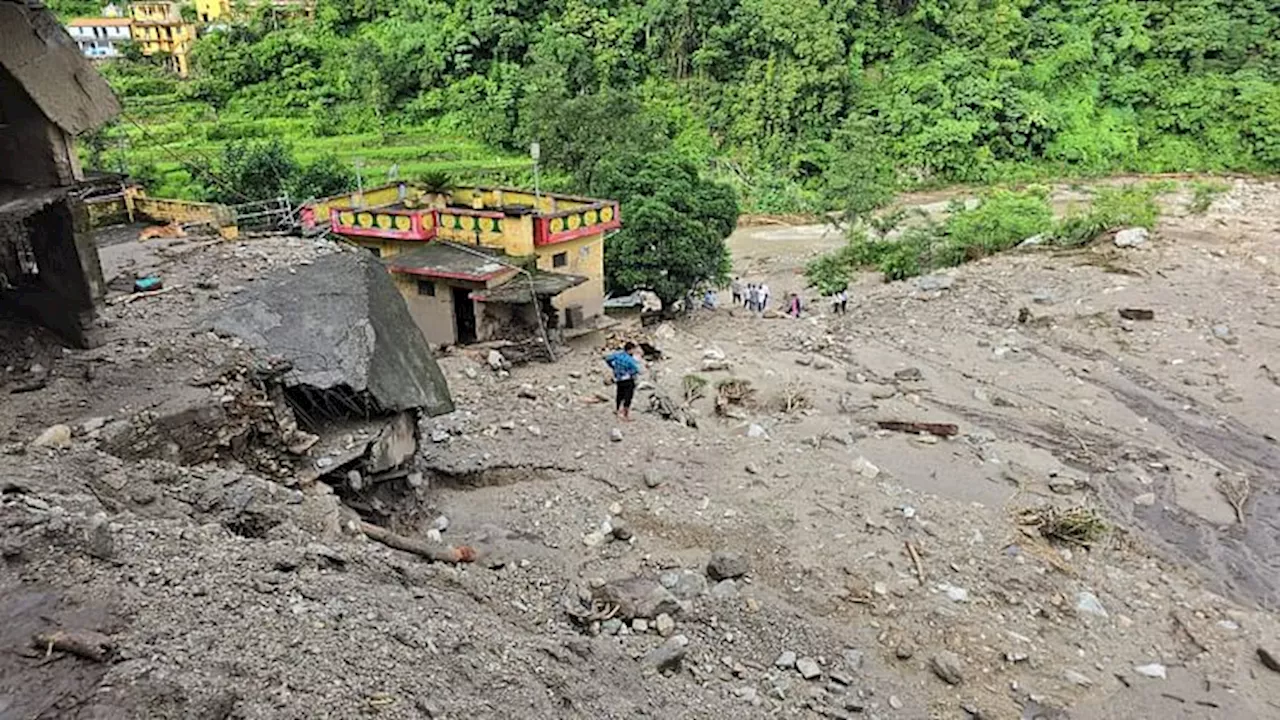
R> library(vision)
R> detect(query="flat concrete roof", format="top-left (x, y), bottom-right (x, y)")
top-left (383, 242), bottom-right (518, 284)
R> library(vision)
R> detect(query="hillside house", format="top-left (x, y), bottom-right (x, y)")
top-left (66, 17), bottom-right (133, 60)
top-left (302, 184), bottom-right (619, 348)
top-left (0, 0), bottom-right (121, 346)
top-left (128, 1), bottom-right (195, 76)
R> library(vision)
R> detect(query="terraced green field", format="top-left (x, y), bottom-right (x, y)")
top-left (99, 95), bottom-right (534, 200)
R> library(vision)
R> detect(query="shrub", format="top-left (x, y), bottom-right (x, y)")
top-left (1187, 179), bottom-right (1230, 215)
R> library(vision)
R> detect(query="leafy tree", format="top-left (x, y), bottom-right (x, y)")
top-left (205, 138), bottom-right (299, 204)
top-left (288, 153), bottom-right (355, 201)
top-left (595, 151), bottom-right (738, 311)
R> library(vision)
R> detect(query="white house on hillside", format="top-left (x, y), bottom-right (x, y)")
top-left (66, 17), bottom-right (133, 60)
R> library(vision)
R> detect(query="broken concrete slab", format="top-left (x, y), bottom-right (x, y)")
top-left (208, 251), bottom-right (453, 418)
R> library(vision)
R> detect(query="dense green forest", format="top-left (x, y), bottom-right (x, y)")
top-left (72, 0), bottom-right (1280, 212)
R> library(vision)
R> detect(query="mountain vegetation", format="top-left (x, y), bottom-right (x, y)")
top-left (59, 0), bottom-right (1280, 297)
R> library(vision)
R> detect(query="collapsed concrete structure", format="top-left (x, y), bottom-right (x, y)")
top-left (0, 1), bottom-right (121, 347)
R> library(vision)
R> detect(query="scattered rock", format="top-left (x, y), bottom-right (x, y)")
top-left (709, 579), bottom-right (739, 599)
top-left (655, 613), bottom-right (676, 637)
top-left (582, 531), bottom-right (606, 548)
top-left (610, 428), bottom-right (624, 443)
top-left (487, 350), bottom-right (507, 370)
top-left (732, 686), bottom-right (758, 704)
top-left (915, 274), bottom-right (955, 292)
top-left (527, 425), bottom-right (542, 436)
top-left (938, 583), bottom-right (969, 602)
top-left (867, 384), bottom-right (897, 400)
top-left (81, 417), bottom-right (109, 433)
top-left (643, 469), bottom-right (665, 488)
top-left (1133, 663), bottom-right (1167, 679)
top-left (1018, 234), bottom-right (1047, 248)
top-left (746, 424), bottom-right (769, 439)
top-left (707, 551), bottom-right (750, 581)
top-left (430, 429), bottom-right (450, 443)
top-left (518, 384), bottom-right (538, 399)
top-left (1119, 308), bottom-right (1155, 321)
top-left (701, 358), bottom-right (731, 372)
top-left (842, 649), bottom-right (864, 672)
top-left (463, 366), bottom-right (478, 380)
top-left (1114, 227), bottom-right (1150, 248)
top-left (594, 578), bottom-right (680, 620)
top-left (31, 424), bottom-right (72, 449)
top-left (610, 519), bottom-right (633, 542)
top-left (1211, 324), bottom-right (1239, 345)
top-left (85, 513), bottom-right (114, 560)
top-left (660, 569), bottom-right (708, 600)
top-left (812, 356), bottom-right (834, 370)
top-left (1047, 475), bottom-right (1078, 494)
top-left (929, 651), bottom-right (964, 685)
top-left (433, 515), bottom-right (449, 532)
top-left (888, 695), bottom-right (904, 710)
top-left (1075, 591), bottom-right (1108, 618)
top-left (895, 642), bottom-right (915, 660)
top-left (894, 367), bottom-right (924, 382)
top-left (1133, 492), bottom-right (1157, 507)
top-left (745, 463), bottom-right (760, 475)
top-left (853, 456), bottom-right (881, 479)
top-left (795, 657), bottom-right (822, 680)
top-left (643, 639), bottom-right (687, 674)
top-left (775, 651), bottom-right (798, 669)
top-left (795, 355), bottom-right (813, 367)
top-left (1064, 669), bottom-right (1093, 687)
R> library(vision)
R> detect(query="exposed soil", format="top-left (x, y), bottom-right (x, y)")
top-left (1, 178), bottom-right (1279, 719)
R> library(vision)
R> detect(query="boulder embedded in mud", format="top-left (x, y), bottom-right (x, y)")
top-left (208, 251), bottom-right (453, 417)
top-left (1114, 227), bottom-right (1150, 248)
top-left (660, 569), bottom-right (709, 600)
top-left (31, 424), bottom-right (72, 449)
top-left (707, 551), bottom-right (749, 581)
top-left (593, 578), bottom-right (680, 620)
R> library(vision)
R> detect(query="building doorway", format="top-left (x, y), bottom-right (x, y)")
top-left (452, 287), bottom-right (477, 344)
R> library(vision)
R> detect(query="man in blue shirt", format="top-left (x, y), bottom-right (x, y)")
top-left (605, 342), bottom-right (642, 420)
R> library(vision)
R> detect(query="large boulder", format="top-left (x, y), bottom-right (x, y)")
top-left (208, 250), bottom-right (452, 416)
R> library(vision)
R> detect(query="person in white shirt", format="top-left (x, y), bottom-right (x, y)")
top-left (759, 283), bottom-right (770, 312)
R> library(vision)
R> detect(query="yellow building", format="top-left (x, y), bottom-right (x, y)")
top-left (303, 184), bottom-right (619, 347)
top-left (195, 0), bottom-right (316, 22)
top-left (194, 0), bottom-right (229, 21)
top-left (128, 2), bottom-right (195, 77)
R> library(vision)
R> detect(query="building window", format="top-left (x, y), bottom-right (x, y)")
top-left (366, 246), bottom-right (382, 258)
top-left (552, 252), bottom-right (568, 268)
top-left (417, 280), bottom-right (436, 297)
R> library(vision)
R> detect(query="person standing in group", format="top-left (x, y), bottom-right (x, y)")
top-left (759, 283), bottom-right (771, 313)
top-left (747, 283), bottom-right (759, 312)
top-left (605, 342), bottom-right (642, 421)
top-left (731, 277), bottom-right (743, 306)
top-left (787, 292), bottom-right (803, 317)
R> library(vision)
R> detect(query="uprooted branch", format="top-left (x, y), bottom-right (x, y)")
top-left (359, 521), bottom-right (477, 564)
top-left (1215, 475), bottom-right (1252, 524)
top-left (32, 629), bottom-right (115, 662)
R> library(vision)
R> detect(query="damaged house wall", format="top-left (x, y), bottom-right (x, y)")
top-left (0, 2), bottom-right (121, 347)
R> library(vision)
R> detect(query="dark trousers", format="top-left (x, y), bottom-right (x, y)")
top-left (616, 378), bottom-right (636, 410)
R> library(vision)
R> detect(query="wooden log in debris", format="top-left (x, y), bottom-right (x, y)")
top-left (32, 629), bottom-right (114, 662)
top-left (358, 521), bottom-right (477, 564)
top-left (107, 284), bottom-right (182, 306)
top-left (1118, 308), bottom-right (1155, 321)
top-left (876, 420), bottom-right (960, 438)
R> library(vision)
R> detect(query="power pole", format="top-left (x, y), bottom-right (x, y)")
top-left (531, 142), bottom-right (541, 209)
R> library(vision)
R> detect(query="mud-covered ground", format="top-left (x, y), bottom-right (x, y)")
top-left (1, 179), bottom-right (1278, 719)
